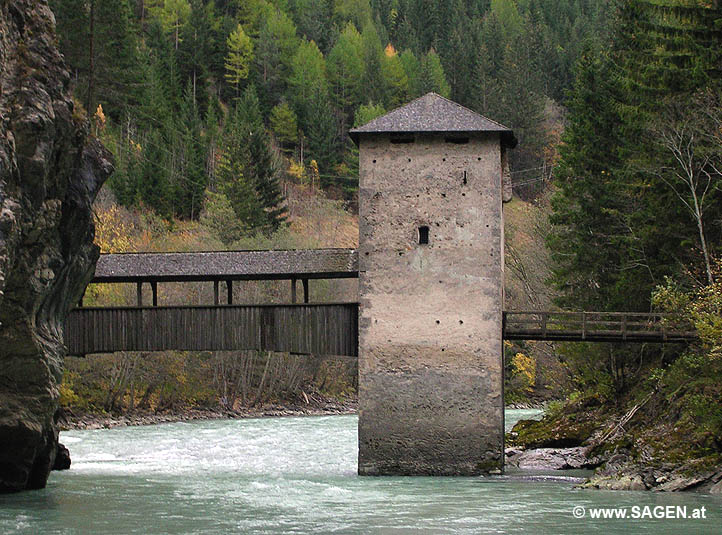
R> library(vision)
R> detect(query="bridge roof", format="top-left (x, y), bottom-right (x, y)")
top-left (349, 92), bottom-right (517, 147)
top-left (93, 249), bottom-right (359, 283)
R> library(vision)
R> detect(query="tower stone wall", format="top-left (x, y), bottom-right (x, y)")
top-left (357, 132), bottom-right (505, 475)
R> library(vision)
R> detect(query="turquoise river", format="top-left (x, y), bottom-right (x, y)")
top-left (1, 409), bottom-right (720, 534)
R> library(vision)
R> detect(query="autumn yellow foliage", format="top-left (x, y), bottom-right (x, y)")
top-left (511, 352), bottom-right (537, 393)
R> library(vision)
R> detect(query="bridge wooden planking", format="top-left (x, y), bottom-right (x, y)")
top-left (503, 311), bottom-right (697, 343)
top-left (65, 304), bottom-right (359, 357)
top-left (65, 306), bottom-right (697, 358)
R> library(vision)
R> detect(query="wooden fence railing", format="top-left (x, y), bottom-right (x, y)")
top-left (503, 311), bottom-right (697, 343)
top-left (66, 303), bottom-right (358, 357)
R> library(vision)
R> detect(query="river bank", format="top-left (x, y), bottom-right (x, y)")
top-left (507, 393), bottom-right (722, 494)
top-left (60, 398), bottom-right (358, 431)
top-left (61, 401), bottom-right (548, 431)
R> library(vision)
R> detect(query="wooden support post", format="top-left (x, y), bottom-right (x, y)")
top-left (582, 312), bottom-right (587, 340)
top-left (302, 278), bottom-right (309, 303)
top-left (151, 281), bottom-right (158, 307)
top-left (214, 281), bottom-right (219, 305)
top-left (227, 280), bottom-right (233, 305)
top-left (291, 278), bottom-right (297, 304)
top-left (137, 282), bottom-right (143, 307)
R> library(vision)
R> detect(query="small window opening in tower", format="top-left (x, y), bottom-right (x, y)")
top-left (463, 171), bottom-right (467, 185)
top-left (445, 136), bottom-right (469, 144)
top-left (390, 135), bottom-right (415, 144)
top-left (418, 226), bottom-right (430, 245)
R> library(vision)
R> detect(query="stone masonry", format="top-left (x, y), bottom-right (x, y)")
top-left (350, 93), bottom-right (516, 475)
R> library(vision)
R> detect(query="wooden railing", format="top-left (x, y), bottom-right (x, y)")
top-left (66, 306), bottom-right (697, 358)
top-left (66, 303), bottom-right (359, 357)
top-left (503, 311), bottom-right (697, 343)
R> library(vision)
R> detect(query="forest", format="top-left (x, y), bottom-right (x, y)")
top-left (49, 0), bottom-right (607, 223)
top-left (49, 0), bottom-right (722, 477)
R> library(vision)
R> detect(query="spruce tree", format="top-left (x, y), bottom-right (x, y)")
top-left (220, 88), bottom-right (286, 234)
top-left (548, 48), bottom-right (633, 310)
top-left (178, 83), bottom-right (209, 220)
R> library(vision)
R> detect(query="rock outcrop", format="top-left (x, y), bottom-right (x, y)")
top-left (52, 443), bottom-right (71, 471)
top-left (506, 446), bottom-right (602, 471)
top-left (0, 0), bottom-right (112, 492)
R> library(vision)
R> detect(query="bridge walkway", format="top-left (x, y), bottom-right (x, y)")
top-left (66, 252), bottom-right (697, 357)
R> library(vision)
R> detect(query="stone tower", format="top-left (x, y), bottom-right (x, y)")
top-left (350, 93), bottom-right (516, 476)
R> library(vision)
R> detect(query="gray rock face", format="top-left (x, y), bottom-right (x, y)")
top-left (0, 0), bottom-right (112, 492)
top-left (583, 456), bottom-right (722, 493)
top-left (506, 447), bottom-right (601, 471)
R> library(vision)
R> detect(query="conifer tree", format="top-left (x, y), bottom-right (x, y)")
top-left (327, 23), bottom-right (366, 123)
top-left (399, 49), bottom-right (421, 98)
top-left (139, 129), bottom-right (172, 217)
top-left (548, 48), bottom-right (632, 310)
top-left (150, 0), bottom-right (191, 50)
top-left (220, 88), bottom-right (286, 233)
top-left (225, 24), bottom-right (254, 96)
top-left (418, 49), bottom-right (450, 98)
top-left (304, 88), bottom-right (341, 186)
top-left (270, 102), bottom-right (299, 152)
top-left (178, 0), bottom-right (213, 108)
top-left (178, 83), bottom-right (209, 220)
top-left (288, 39), bottom-right (328, 128)
top-left (380, 44), bottom-right (409, 109)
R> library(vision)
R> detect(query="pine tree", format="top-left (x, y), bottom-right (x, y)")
top-left (150, 0), bottom-right (191, 50)
top-left (178, 0), bottom-right (212, 109)
top-left (399, 49), bottom-right (421, 98)
top-left (327, 23), bottom-right (366, 123)
top-left (220, 88), bottom-right (286, 233)
top-left (304, 88), bottom-right (341, 185)
top-left (289, 0), bottom-right (336, 53)
top-left (418, 49), bottom-right (450, 98)
top-left (139, 129), bottom-right (173, 218)
top-left (225, 24), bottom-right (254, 96)
top-left (270, 101), bottom-right (299, 152)
top-left (548, 48), bottom-right (633, 310)
top-left (178, 83), bottom-right (209, 220)
top-left (359, 22), bottom-right (386, 105)
top-left (288, 39), bottom-right (328, 128)
top-left (49, 0), bottom-right (89, 81)
top-left (380, 44), bottom-right (409, 109)
top-left (70, 0), bottom-right (138, 117)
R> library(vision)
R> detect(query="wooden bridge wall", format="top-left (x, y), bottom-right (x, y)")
top-left (66, 304), bottom-right (358, 357)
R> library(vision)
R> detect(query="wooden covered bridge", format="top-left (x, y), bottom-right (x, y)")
top-left (65, 249), bottom-right (697, 357)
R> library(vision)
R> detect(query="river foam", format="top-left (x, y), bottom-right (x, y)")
top-left (0, 411), bottom-right (719, 534)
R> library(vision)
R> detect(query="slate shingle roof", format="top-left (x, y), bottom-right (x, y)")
top-left (349, 92), bottom-right (517, 147)
top-left (93, 249), bottom-right (359, 282)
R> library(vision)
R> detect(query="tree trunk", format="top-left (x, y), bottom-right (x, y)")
top-left (691, 189), bottom-right (714, 284)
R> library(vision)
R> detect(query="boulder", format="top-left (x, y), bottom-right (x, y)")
top-left (507, 447), bottom-right (601, 470)
top-left (0, 1), bottom-right (112, 492)
top-left (52, 443), bottom-right (71, 471)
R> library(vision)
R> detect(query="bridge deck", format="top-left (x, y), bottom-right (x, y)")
top-left (65, 306), bottom-right (696, 358)
top-left (503, 311), bottom-right (697, 343)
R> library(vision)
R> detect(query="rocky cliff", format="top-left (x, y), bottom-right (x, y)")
top-left (0, 0), bottom-right (112, 492)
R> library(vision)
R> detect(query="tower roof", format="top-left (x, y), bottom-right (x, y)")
top-left (349, 92), bottom-right (517, 147)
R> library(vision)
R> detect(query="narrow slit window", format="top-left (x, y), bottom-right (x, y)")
top-left (390, 136), bottom-right (415, 144)
top-left (445, 137), bottom-right (469, 144)
top-left (418, 226), bottom-right (430, 245)
top-left (463, 171), bottom-right (467, 185)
